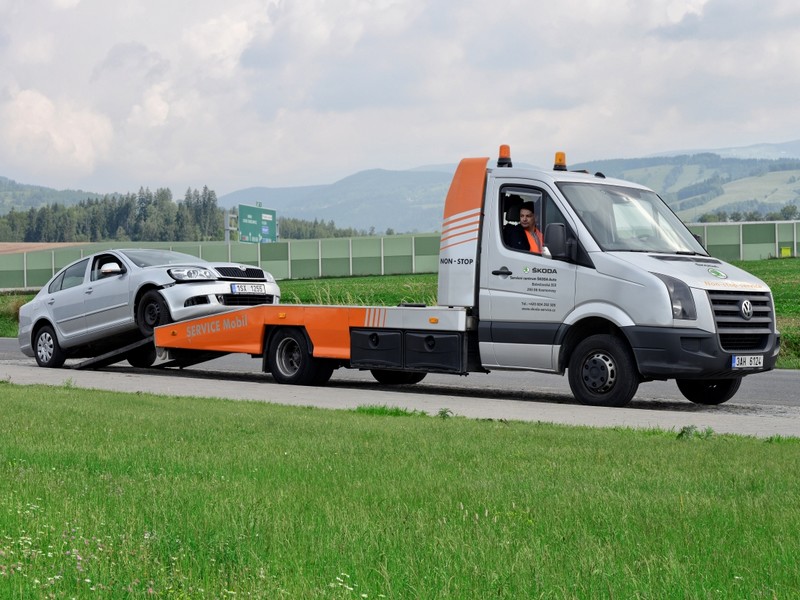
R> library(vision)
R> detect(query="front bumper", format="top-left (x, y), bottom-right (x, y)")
top-left (159, 280), bottom-right (281, 323)
top-left (623, 326), bottom-right (780, 380)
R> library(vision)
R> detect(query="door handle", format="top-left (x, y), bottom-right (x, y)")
top-left (491, 267), bottom-right (512, 276)
top-left (85, 287), bottom-right (93, 294)
top-left (47, 298), bottom-right (55, 305)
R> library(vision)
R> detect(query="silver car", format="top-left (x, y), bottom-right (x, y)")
top-left (18, 248), bottom-right (280, 368)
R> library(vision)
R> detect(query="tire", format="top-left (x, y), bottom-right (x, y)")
top-left (371, 369), bottom-right (427, 385)
top-left (267, 328), bottom-right (332, 386)
top-left (137, 290), bottom-right (172, 337)
top-left (34, 325), bottom-right (66, 368)
top-left (568, 334), bottom-right (639, 407)
top-left (676, 378), bottom-right (742, 405)
top-left (127, 343), bottom-right (157, 368)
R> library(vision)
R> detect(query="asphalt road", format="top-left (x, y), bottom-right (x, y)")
top-left (3, 338), bottom-right (800, 438)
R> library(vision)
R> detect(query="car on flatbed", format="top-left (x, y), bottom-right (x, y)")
top-left (18, 248), bottom-right (280, 368)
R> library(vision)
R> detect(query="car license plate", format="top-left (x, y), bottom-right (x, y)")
top-left (230, 283), bottom-right (266, 294)
top-left (732, 355), bottom-right (763, 368)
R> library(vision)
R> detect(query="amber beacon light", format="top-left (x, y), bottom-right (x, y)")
top-left (553, 151), bottom-right (567, 171)
top-left (497, 144), bottom-right (512, 168)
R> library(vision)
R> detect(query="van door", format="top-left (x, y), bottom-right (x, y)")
top-left (479, 183), bottom-right (578, 371)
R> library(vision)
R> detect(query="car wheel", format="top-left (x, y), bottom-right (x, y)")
top-left (568, 334), bottom-right (639, 407)
top-left (267, 328), bottom-right (333, 386)
top-left (371, 369), bottom-right (427, 385)
top-left (127, 343), bottom-right (157, 368)
top-left (34, 325), bottom-right (66, 368)
top-left (676, 378), bottom-right (742, 405)
top-left (137, 290), bottom-right (172, 338)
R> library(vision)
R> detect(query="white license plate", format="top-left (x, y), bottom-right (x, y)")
top-left (230, 283), bottom-right (266, 294)
top-left (732, 355), bottom-right (763, 368)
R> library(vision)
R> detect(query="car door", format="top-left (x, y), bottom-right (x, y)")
top-left (45, 258), bottom-right (90, 345)
top-left (84, 253), bottom-right (134, 337)
top-left (479, 182), bottom-right (578, 371)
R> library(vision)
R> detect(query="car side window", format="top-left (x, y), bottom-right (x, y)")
top-left (48, 272), bottom-right (65, 294)
top-left (60, 259), bottom-right (89, 291)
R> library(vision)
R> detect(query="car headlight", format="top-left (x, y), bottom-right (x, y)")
top-left (263, 272), bottom-right (275, 283)
top-left (168, 267), bottom-right (217, 282)
top-left (653, 273), bottom-right (697, 320)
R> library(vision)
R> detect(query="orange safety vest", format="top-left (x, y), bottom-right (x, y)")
top-left (525, 229), bottom-right (543, 253)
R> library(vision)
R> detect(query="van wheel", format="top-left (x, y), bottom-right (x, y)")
top-left (568, 334), bottom-right (639, 407)
top-left (267, 328), bottom-right (333, 386)
top-left (371, 369), bottom-right (427, 385)
top-left (34, 325), bottom-right (66, 368)
top-left (677, 378), bottom-right (741, 405)
top-left (127, 343), bottom-right (157, 368)
top-left (137, 290), bottom-right (172, 337)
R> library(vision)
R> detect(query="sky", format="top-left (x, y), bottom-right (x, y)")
top-left (0, 0), bottom-right (799, 196)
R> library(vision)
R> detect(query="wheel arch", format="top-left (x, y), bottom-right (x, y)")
top-left (557, 317), bottom-right (636, 374)
top-left (133, 284), bottom-right (163, 324)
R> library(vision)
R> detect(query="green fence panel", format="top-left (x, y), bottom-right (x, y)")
top-left (321, 239), bottom-right (351, 278)
top-left (352, 238), bottom-right (382, 276)
top-left (383, 237), bottom-right (413, 275)
top-left (230, 243), bottom-right (261, 265)
top-left (742, 223), bottom-right (775, 245)
top-left (0, 254), bottom-right (25, 288)
top-left (414, 234), bottom-right (440, 256)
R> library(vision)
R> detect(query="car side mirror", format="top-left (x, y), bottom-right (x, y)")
top-left (100, 262), bottom-right (123, 276)
top-left (544, 223), bottom-right (568, 260)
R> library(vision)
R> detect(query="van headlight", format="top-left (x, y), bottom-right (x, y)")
top-left (653, 273), bottom-right (696, 320)
top-left (168, 267), bottom-right (217, 281)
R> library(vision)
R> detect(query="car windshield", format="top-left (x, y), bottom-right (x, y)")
top-left (120, 249), bottom-right (206, 268)
top-left (557, 182), bottom-right (707, 254)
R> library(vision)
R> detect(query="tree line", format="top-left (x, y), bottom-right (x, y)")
top-left (0, 187), bottom-right (373, 242)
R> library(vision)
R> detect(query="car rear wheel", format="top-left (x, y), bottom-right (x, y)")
top-left (137, 290), bottom-right (172, 338)
top-left (34, 325), bottom-right (66, 368)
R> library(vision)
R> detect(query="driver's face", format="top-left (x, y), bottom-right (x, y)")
top-left (519, 208), bottom-right (536, 229)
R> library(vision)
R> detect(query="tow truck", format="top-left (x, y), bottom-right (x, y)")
top-left (153, 146), bottom-right (780, 407)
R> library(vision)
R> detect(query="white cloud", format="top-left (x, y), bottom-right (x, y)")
top-left (0, 88), bottom-right (113, 180)
top-left (0, 0), bottom-right (799, 194)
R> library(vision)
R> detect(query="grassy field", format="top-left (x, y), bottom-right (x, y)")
top-left (2, 261), bottom-right (798, 367)
top-left (1, 382), bottom-right (799, 598)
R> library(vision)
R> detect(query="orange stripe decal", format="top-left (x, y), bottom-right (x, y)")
top-left (442, 157), bottom-right (488, 221)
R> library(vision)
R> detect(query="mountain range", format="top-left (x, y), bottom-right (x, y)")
top-left (3, 140), bottom-right (800, 234)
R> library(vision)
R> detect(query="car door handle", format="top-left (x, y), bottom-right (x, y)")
top-left (47, 298), bottom-right (55, 305)
top-left (85, 287), bottom-right (93, 294)
top-left (492, 267), bottom-right (512, 276)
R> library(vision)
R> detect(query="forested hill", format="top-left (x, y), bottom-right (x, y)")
top-left (0, 175), bottom-right (103, 214)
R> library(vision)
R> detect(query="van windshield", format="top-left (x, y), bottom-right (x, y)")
top-left (557, 182), bottom-right (707, 254)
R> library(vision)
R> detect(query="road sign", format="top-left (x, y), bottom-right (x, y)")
top-left (238, 204), bottom-right (277, 243)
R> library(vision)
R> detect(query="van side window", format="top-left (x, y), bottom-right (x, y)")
top-left (500, 189), bottom-right (544, 254)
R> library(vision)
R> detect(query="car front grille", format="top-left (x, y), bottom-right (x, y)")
top-left (217, 294), bottom-right (274, 307)
top-left (707, 290), bottom-right (774, 352)
top-left (215, 266), bottom-right (265, 279)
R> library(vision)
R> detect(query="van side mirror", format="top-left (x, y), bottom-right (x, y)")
top-left (544, 223), bottom-right (568, 260)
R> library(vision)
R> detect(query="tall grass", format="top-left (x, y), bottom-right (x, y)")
top-left (1, 382), bottom-right (799, 598)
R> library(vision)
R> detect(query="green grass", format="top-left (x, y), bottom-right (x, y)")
top-left (279, 273), bottom-right (438, 306)
top-left (1, 382), bottom-right (799, 598)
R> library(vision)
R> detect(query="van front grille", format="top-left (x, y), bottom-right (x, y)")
top-left (707, 290), bottom-right (773, 352)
